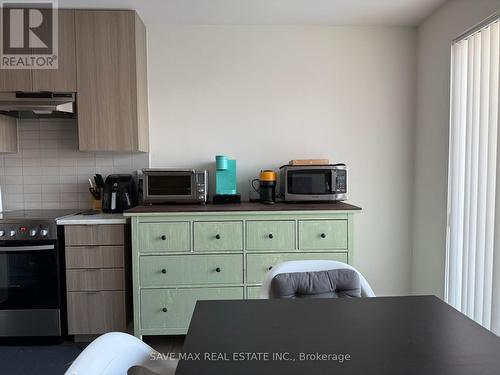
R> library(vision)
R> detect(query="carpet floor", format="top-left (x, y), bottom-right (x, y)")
top-left (0, 344), bottom-right (83, 375)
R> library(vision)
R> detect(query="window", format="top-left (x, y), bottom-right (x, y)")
top-left (445, 16), bottom-right (500, 333)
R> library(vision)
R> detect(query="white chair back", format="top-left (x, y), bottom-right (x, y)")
top-left (65, 332), bottom-right (177, 375)
top-left (259, 260), bottom-right (375, 298)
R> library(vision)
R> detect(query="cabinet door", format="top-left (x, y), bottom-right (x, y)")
top-left (32, 9), bottom-right (76, 91)
top-left (67, 291), bottom-right (126, 334)
top-left (0, 115), bottom-right (18, 153)
top-left (75, 10), bottom-right (140, 151)
top-left (0, 67), bottom-right (31, 92)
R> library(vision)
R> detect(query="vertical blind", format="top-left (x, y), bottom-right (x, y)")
top-left (446, 19), bottom-right (500, 332)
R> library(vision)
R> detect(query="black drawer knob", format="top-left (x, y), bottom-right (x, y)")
top-left (321, 233), bottom-right (326, 238)
top-left (215, 234), bottom-right (221, 239)
top-left (162, 307), bottom-right (168, 312)
top-left (161, 269), bottom-right (167, 274)
top-left (268, 266), bottom-right (273, 271)
top-left (161, 235), bottom-right (167, 240)
top-left (268, 233), bottom-right (274, 239)
top-left (216, 267), bottom-right (221, 272)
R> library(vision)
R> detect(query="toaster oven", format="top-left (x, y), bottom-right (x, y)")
top-left (142, 169), bottom-right (208, 204)
top-left (279, 164), bottom-right (347, 202)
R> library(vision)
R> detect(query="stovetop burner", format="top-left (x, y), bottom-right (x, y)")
top-left (0, 209), bottom-right (80, 241)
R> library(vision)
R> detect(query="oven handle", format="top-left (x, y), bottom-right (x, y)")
top-left (0, 245), bottom-right (55, 252)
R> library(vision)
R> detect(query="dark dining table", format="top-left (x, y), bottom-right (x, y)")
top-left (175, 295), bottom-right (500, 375)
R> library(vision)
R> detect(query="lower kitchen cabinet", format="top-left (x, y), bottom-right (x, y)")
top-left (126, 205), bottom-right (360, 338)
top-left (64, 224), bottom-right (129, 336)
top-left (67, 291), bottom-right (126, 334)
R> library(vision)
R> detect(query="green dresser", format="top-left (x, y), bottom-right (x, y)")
top-left (125, 202), bottom-right (360, 337)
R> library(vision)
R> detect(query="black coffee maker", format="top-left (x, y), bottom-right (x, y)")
top-left (102, 174), bottom-right (137, 213)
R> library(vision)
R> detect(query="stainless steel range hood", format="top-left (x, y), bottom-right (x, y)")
top-left (0, 92), bottom-right (76, 119)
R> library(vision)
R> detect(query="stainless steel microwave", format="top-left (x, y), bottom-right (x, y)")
top-left (142, 169), bottom-right (208, 204)
top-left (279, 164), bottom-right (347, 202)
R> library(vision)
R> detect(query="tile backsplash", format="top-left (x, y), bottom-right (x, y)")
top-left (0, 119), bottom-right (149, 211)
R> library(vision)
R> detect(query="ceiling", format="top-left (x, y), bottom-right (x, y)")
top-left (59, 0), bottom-right (447, 26)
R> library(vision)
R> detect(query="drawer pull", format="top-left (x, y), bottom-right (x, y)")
top-left (162, 307), bottom-right (168, 313)
top-left (161, 235), bottom-right (167, 240)
top-left (215, 234), bottom-right (221, 240)
top-left (161, 269), bottom-right (167, 274)
top-left (216, 267), bottom-right (221, 273)
top-left (268, 233), bottom-right (274, 239)
top-left (268, 266), bottom-right (273, 271)
top-left (321, 233), bottom-right (327, 238)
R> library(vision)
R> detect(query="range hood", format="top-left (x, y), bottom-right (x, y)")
top-left (0, 92), bottom-right (76, 119)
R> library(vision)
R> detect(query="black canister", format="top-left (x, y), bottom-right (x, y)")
top-left (259, 170), bottom-right (277, 204)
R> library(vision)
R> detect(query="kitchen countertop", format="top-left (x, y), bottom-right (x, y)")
top-left (124, 201), bottom-right (361, 215)
top-left (56, 212), bottom-right (129, 225)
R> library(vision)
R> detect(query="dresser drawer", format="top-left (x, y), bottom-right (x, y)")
top-left (66, 269), bottom-right (125, 291)
top-left (141, 287), bottom-right (243, 331)
top-left (65, 225), bottom-right (124, 246)
top-left (298, 220), bottom-right (348, 250)
top-left (139, 222), bottom-right (190, 253)
top-left (140, 254), bottom-right (243, 286)
top-left (67, 291), bottom-right (126, 334)
top-left (65, 246), bottom-right (124, 269)
top-left (193, 221), bottom-right (243, 251)
top-left (246, 221), bottom-right (295, 251)
top-left (246, 252), bottom-right (348, 283)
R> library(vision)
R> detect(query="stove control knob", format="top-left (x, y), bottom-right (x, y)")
top-left (29, 229), bottom-right (37, 237)
top-left (9, 230), bottom-right (16, 237)
top-left (40, 229), bottom-right (49, 237)
top-left (0, 230), bottom-right (4, 237)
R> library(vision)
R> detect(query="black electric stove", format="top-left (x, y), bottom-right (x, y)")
top-left (0, 209), bottom-right (80, 342)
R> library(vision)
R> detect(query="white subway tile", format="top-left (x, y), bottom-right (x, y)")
top-left (4, 184), bottom-right (22, 193)
top-left (60, 175), bottom-right (77, 184)
top-left (42, 167), bottom-right (59, 176)
top-left (42, 184), bottom-right (60, 193)
top-left (24, 193), bottom-right (41, 202)
top-left (22, 167), bottom-right (41, 176)
top-left (4, 176), bottom-right (23, 185)
top-left (42, 201), bottom-right (61, 209)
top-left (5, 167), bottom-right (22, 176)
top-left (61, 201), bottom-right (80, 209)
top-left (24, 185), bottom-right (41, 194)
top-left (60, 166), bottom-right (76, 175)
top-left (40, 175), bottom-right (60, 184)
top-left (42, 193), bottom-right (60, 202)
top-left (61, 192), bottom-right (79, 202)
top-left (24, 202), bottom-right (42, 209)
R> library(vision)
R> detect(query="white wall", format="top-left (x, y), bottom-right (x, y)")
top-left (413, 0), bottom-right (500, 297)
top-left (147, 25), bottom-right (417, 295)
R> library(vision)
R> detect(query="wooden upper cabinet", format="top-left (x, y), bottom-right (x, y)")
top-left (0, 68), bottom-right (31, 92)
top-left (75, 10), bottom-right (149, 152)
top-left (32, 9), bottom-right (77, 92)
top-left (0, 115), bottom-right (18, 153)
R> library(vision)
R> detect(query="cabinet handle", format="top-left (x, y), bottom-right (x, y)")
top-left (162, 307), bottom-right (168, 312)
top-left (320, 233), bottom-right (326, 238)
top-left (161, 235), bottom-right (167, 241)
top-left (268, 233), bottom-right (274, 239)
top-left (215, 234), bottom-right (221, 240)
top-left (268, 266), bottom-right (273, 271)
top-left (216, 267), bottom-right (221, 272)
top-left (161, 269), bottom-right (167, 274)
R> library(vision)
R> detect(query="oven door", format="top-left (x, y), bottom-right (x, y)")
top-left (143, 170), bottom-right (196, 203)
top-left (0, 241), bottom-right (62, 337)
